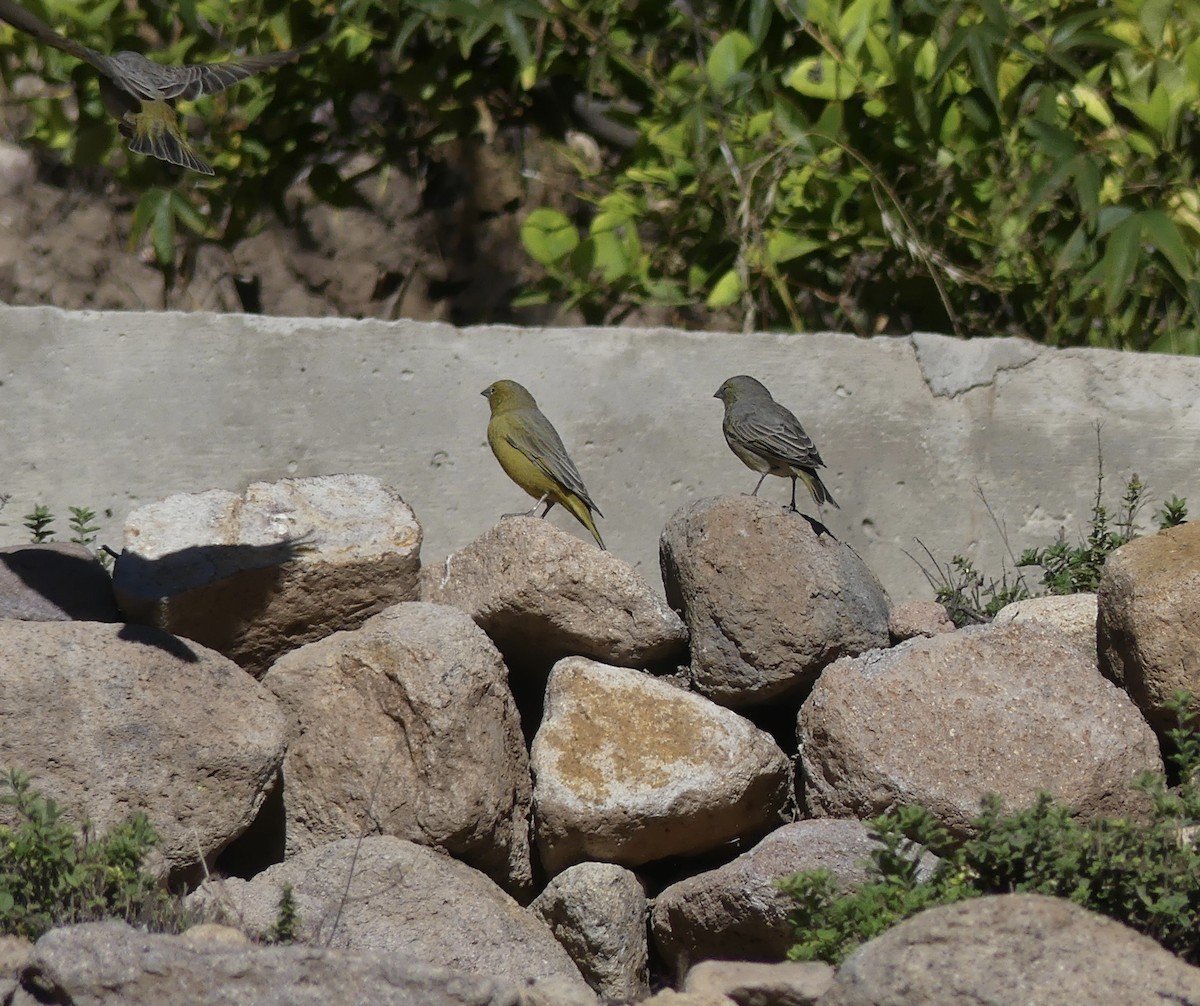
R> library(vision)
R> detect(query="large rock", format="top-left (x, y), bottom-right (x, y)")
top-left (660, 496), bottom-right (889, 708)
top-left (190, 836), bottom-right (590, 995)
top-left (0, 620), bottom-right (286, 880)
top-left (263, 602), bottom-right (532, 893)
top-left (799, 623), bottom-right (1162, 834)
top-left (1098, 523), bottom-right (1200, 730)
top-left (684, 960), bottom-right (834, 1006)
top-left (820, 894), bottom-right (1200, 1005)
top-left (531, 862), bottom-right (649, 1001)
top-left (114, 474), bottom-right (421, 677)
top-left (419, 517), bottom-right (687, 674)
top-left (12, 921), bottom-right (588, 1006)
top-left (651, 820), bottom-right (895, 978)
top-left (0, 543), bottom-right (119, 621)
top-left (531, 657), bottom-right (790, 875)
top-left (993, 593), bottom-right (1097, 657)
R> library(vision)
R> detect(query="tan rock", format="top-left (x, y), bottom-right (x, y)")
top-left (0, 620), bottom-right (286, 881)
top-left (263, 601), bottom-right (532, 893)
top-left (114, 474), bottom-right (421, 677)
top-left (531, 862), bottom-right (648, 1001)
top-left (419, 516), bottom-right (687, 674)
top-left (531, 657), bottom-right (790, 874)
top-left (684, 960), bottom-right (835, 1006)
top-left (799, 623), bottom-right (1162, 834)
top-left (993, 593), bottom-right (1097, 658)
top-left (887, 599), bottom-right (954, 642)
top-left (190, 836), bottom-right (591, 995)
top-left (660, 496), bottom-right (890, 708)
top-left (1098, 523), bottom-right (1200, 730)
top-left (16, 920), bottom-right (575, 1006)
top-left (820, 894), bottom-right (1200, 1005)
top-left (651, 820), bottom-right (902, 978)
top-left (0, 543), bottom-right (118, 621)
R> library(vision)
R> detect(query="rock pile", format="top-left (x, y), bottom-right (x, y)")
top-left (2, 474), bottom-right (1198, 1005)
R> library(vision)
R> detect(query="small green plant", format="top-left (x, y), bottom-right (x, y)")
top-left (67, 506), bottom-right (100, 549)
top-left (0, 769), bottom-right (184, 940)
top-left (23, 505), bottom-right (56, 543)
top-left (267, 883), bottom-right (300, 943)
top-left (783, 694), bottom-right (1200, 966)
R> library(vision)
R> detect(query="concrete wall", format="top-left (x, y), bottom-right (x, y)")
top-left (3, 305), bottom-right (1198, 602)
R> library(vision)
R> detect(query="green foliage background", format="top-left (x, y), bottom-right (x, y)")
top-left (1, 0), bottom-right (1198, 349)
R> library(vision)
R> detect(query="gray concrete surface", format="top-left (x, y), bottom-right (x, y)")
top-left (2, 305), bottom-right (1198, 603)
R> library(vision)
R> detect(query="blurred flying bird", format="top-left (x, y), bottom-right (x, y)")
top-left (0, 0), bottom-right (327, 174)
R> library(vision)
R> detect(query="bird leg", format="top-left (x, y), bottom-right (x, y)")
top-left (750, 473), bottom-right (768, 497)
top-left (503, 492), bottom-right (550, 519)
top-left (789, 478), bottom-right (799, 513)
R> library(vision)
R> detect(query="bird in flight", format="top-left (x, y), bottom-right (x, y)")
top-left (0, 0), bottom-right (327, 174)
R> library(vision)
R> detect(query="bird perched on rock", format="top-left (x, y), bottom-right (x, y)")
top-left (714, 374), bottom-right (839, 513)
top-left (0, 0), bottom-right (327, 174)
top-left (482, 379), bottom-right (606, 550)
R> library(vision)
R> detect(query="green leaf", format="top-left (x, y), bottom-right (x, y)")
top-left (766, 232), bottom-right (824, 265)
top-left (785, 56), bottom-right (862, 100)
top-left (520, 209), bottom-right (579, 266)
top-left (1139, 0), bottom-right (1174, 48)
top-left (1101, 213), bottom-right (1144, 312)
top-left (1141, 210), bottom-right (1192, 279)
top-left (706, 269), bottom-right (743, 309)
top-left (706, 31), bottom-right (755, 91)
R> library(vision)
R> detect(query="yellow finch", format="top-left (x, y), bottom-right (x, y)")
top-left (714, 374), bottom-right (839, 513)
top-left (481, 380), bottom-right (606, 550)
top-left (0, 0), bottom-right (326, 174)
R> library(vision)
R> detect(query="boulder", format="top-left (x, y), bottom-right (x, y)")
top-left (0, 620), bottom-right (286, 881)
top-left (531, 657), bottom-right (790, 875)
top-left (660, 496), bottom-right (889, 708)
top-left (12, 920), bottom-right (589, 1006)
top-left (651, 819), bottom-right (899, 977)
top-left (419, 517), bottom-right (687, 675)
top-left (887, 600), bottom-right (954, 643)
top-left (189, 836), bottom-right (590, 995)
top-left (114, 474), bottom-right (421, 677)
top-left (263, 602), bottom-right (532, 893)
top-left (530, 862), bottom-right (649, 1001)
top-left (684, 960), bottom-right (834, 1006)
top-left (993, 593), bottom-right (1097, 657)
top-left (0, 543), bottom-right (119, 621)
top-left (799, 623), bottom-right (1162, 834)
top-left (820, 894), bottom-right (1200, 1005)
top-left (1098, 523), bottom-right (1200, 730)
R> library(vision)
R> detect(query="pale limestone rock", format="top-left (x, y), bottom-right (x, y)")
top-left (115, 474), bottom-right (421, 676)
top-left (531, 657), bottom-right (790, 874)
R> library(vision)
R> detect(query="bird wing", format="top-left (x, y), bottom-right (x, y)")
top-left (152, 29), bottom-right (331, 100)
top-left (727, 404), bottom-right (826, 470)
top-left (0, 0), bottom-right (107, 69)
top-left (505, 411), bottom-right (603, 516)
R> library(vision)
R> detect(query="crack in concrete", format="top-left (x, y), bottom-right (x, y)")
top-left (911, 332), bottom-right (1041, 398)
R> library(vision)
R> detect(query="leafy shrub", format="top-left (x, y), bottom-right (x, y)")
top-left (0, 769), bottom-right (185, 939)
top-left (781, 693), bottom-right (1200, 965)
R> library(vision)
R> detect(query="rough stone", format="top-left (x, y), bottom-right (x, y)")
top-left (0, 620), bottom-right (286, 880)
top-left (660, 496), bottom-right (890, 708)
top-left (994, 593), bottom-right (1097, 658)
top-left (0, 543), bottom-right (119, 621)
top-left (1098, 523), bottom-right (1200, 730)
top-left (820, 894), bottom-right (1200, 1006)
top-left (189, 836), bottom-right (590, 995)
top-left (263, 601), bottom-right (532, 893)
top-left (114, 474), bottom-right (421, 676)
top-left (799, 623), bottom-right (1162, 834)
top-left (651, 820), bottom-right (896, 977)
top-left (420, 517), bottom-right (687, 674)
top-left (684, 960), bottom-right (835, 1006)
top-left (530, 862), bottom-right (648, 1001)
top-left (887, 599), bottom-right (954, 643)
top-left (13, 920), bottom-right (585, 1006)
top-left (531, 657), bottom-right (790, 875)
